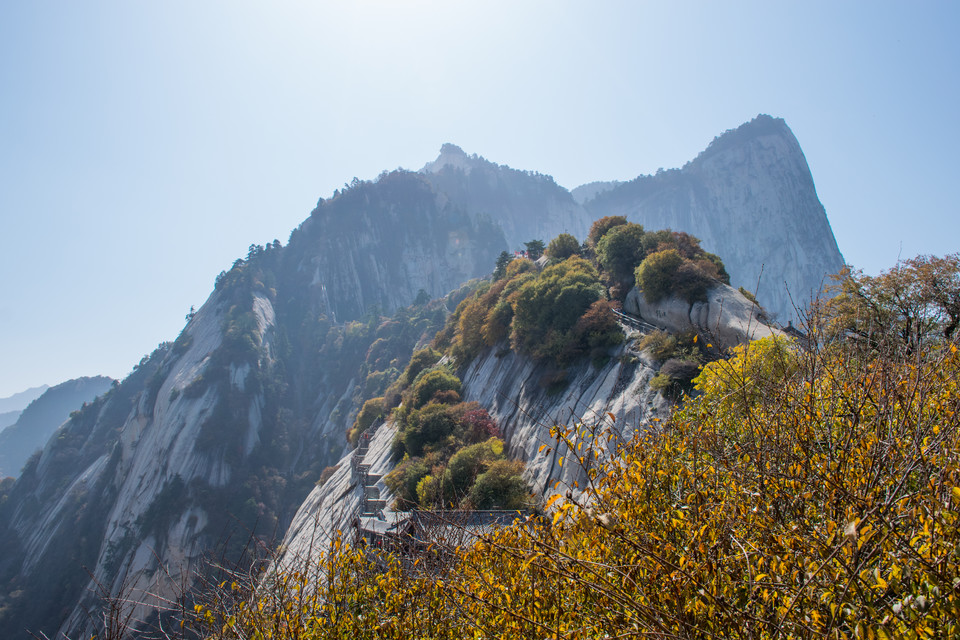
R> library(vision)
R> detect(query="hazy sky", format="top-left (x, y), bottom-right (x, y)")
top-left (1, 1), bottom-right (957, 397)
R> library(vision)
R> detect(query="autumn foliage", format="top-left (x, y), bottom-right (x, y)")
top-left (183, 283), bottom-right (960, 639)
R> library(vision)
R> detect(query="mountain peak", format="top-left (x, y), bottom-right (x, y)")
top-left (692, 114), bottom-right (796, 165)
top-left (421, 143), bottom-right (480, 175)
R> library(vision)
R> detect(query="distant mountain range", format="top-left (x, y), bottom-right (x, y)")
top-left (0, 385), bottom-right (49, 416)
top-left (0, 377), bottom-right (114, 478)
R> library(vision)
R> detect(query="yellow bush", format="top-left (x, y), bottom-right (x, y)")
top-left (189, 317), bottom-right (960, 640)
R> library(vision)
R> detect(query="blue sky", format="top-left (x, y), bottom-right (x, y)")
top-left (1, 1), bottom-right (957, 397)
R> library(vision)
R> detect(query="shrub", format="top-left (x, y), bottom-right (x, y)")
top-left (172, 330), bottom-right (193, 357)
top-left (481, 299), bottom-right (513, 346)
top-left (635, 248), bottom-right (684, 303)
top-left (505, 258), bottom-right (535, 278)
top-left (510, 257), bottom-right (604, 362)
top-left (461, 406), bottom-right (500, 443)
top-left (596, 222), bottom-right (646, 287)
top-left (315, 465), bottom-right (339, 487)
top-left (587, 215), bottom-right (628, 247)
top-left (546, 233), bottom-right (580, 261)
top-left (401, 402), bottom-right (460, 456)
top-left (468, 459), bottom-right (527, 509)
top-left (384, 457), bottom-right (430, 506)
top-left (349, 397), bottom-right (383, 445)
top-left (410, 369), bottom-right (461, 410)
top-left (443, 438), bottom-right (505, 501)
top-left (363, 368), bottom-right (397, 399)
top-left (402, 348), bottom-right (442, 387)
top-left (431, 389), bottom-right (461, 405)
top-left (672, 259), bottom-right (716, 303)
top-left (572, 300), bottom-right (624, 354)
top-left (638, 330), bottom-right (678, 361)
top-left (416, 474), bottom-right (440, 506)
top-left (651, 357), bottom-right (702, 398)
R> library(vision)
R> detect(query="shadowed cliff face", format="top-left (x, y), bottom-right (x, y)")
top-left (585, 115), bottom-right (845, 324)
top-left (289, 170), bottom-right (507, 323)
top-left (421, 143), bottom-right (590, 249)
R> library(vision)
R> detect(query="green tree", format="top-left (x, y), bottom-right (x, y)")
top-left (442, 438), bottom-right (505, 502)
top-left (524, 239), bottom-right (546, 261)
top-left (492, 251), bottom-right (514, 280)
top-left (634, 248), bottom-right (683, 302)
top-left (469, 459), bottom-right (527, 509)
top-left (545, 233), bottom-right (580, 261)
top-left (410, 369), bottom-right (461, 410)
top-left (510, 257), bottom-right (605, 363)
top-left (348, 397), bottom-right (384, 444)
top-left (595, 222), bottom-right (646, 290)
top-left (401, 402), bottom-right (461, 456)
top-left (587, 215), bottom-right (628, 247)
top-left (635, 248), bottom-right (718, 304)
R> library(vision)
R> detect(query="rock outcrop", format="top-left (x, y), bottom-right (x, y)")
top-left (584, 115), bottom-right (845, 323)
top-left (624, 284), bottom-right (779, 349)
top-left (291, 170), bottom-right (506, 321)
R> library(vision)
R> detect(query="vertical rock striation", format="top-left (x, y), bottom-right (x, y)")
top-left (585, 115), bottom-right (845, 323)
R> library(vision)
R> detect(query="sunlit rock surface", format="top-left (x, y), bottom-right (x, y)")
top-left (624, 284), bottom-right (779, 349)
top-left (585, 115), bottom-right (845, 323)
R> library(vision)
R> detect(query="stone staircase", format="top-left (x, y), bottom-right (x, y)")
top-left (350, 418), bottom-right (387, 516)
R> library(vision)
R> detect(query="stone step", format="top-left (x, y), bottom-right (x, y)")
top-left (363, 499), bottom-right (387, 514)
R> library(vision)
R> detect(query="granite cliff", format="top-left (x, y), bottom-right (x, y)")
top-left (584, 115), bottom-right (845, 323)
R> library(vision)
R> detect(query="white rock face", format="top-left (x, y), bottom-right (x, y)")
top-left (280, 420), bottom-right (397, 566)
top-left (279, 337), bottom-right (671, 564)
top-left (586, 116), bottom-right (845, 324)
top-left (458, 343), bottom-right (669, 495)
top-left (56, 292), bottom-right (253, 637)
top-left (4, 288), bottom-right (283, 639)
top-left (623, 284), bottom-right (779, 349)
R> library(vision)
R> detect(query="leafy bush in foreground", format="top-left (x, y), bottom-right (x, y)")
top-left (186, 308), bottom-right (959, 639)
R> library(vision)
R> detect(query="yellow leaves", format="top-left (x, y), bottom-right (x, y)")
top-left (182, 334), bottom-right (960, 640)
top-left (873, 567), bottom-right (888, 590)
